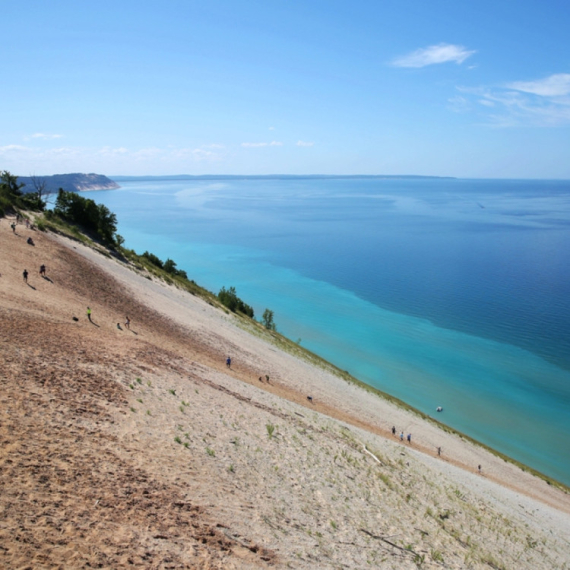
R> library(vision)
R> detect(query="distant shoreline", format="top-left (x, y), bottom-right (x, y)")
top-left (110, 174), bottom-right (457, 182)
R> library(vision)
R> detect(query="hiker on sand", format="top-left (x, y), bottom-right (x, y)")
top-left (125, 315), bottom-right (130, 330)
top-left (400, 432), bottom-right (404, 441)
top-left (23, 269), bottom-right (28, 283)
top-left (437, 446), bottom-right (441, 456)
top-left (11, 222), bottom-right (16, 233)
top-left (39, 264), bottom-right (46, 277)
top-left (407, 433), bottom-right (412, 444)
top-left (87, 307), bottom-right (93, 322)
top-left (226, 356), bottom-right (231, 368)
top-left (391, 426), bottom-right (396, 436)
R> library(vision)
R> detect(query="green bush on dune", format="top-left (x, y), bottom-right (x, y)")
top-left (218, 286), bottom-right (255, 318)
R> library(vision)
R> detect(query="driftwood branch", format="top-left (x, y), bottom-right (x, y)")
top-left (359, 529), bottom-right (417, 555)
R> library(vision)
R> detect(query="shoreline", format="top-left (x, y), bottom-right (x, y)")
top-left (238, 315), bottom-right (570, 493)
top-left (84, 177), bottom-right (570, 487)
top-left (58, 230), bottom-right (570, 513)
top-left (2, 216), bottom-right (569, 568)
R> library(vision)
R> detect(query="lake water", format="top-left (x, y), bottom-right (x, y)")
top-left (81, 176), bottom-right (570, 485)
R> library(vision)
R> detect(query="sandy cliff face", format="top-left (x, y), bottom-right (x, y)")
top-left (0, 213), bottom-right (569, 569)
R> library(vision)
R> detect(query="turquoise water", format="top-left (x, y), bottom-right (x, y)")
top-left (81, 177), bottom-right (570, 485)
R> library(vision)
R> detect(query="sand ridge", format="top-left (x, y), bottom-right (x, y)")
top-left (1, 215), bottom-right (569, 569)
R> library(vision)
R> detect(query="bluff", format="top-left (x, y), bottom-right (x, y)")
top-left (19, 173), bottom-right (119, 194)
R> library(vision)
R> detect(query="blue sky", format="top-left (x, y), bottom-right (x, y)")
top-left (2, 0), bottom-right (569, 178)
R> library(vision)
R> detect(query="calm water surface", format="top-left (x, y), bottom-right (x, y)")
top-left (81, 177), bottom-right (570, 485)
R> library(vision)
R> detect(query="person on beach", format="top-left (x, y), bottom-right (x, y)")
top-left (226, 356), bottom-right (231, 368)
top-left (407, 433), bottom-right (411, 444)
top-left (478, 464), bottom-right (482, 474)
top-left (39, 264), bottom-right (46, 277)
top-left (87, 307), bottom-right (93, 322)
top-left (125, 315), bottom-right (130, 330)
top-left (437, 446), bottom-right (441, 456)
top-left (11, 222), bottom-right (16, 233)
top-left (400, 432), bottom-right (404, 441)
top-left (117, 323), bottom-right (122, 330)
top-left (23, 269), bottom-right (28, 283)
top-left (392, 426), bottom-right (396, 436)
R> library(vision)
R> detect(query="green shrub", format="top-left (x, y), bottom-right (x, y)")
top-left (218, 286), bottom-right (254, 318)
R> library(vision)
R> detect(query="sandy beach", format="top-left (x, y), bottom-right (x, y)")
top-left (1, 215), bottom-right (569, 569)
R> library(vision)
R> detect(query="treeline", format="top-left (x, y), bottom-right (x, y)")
top-left (48, 189), bottom-right (118, 245)
top-left (141, 251), bottom-right (188, 279)
top-left (1, 170), bottom-right (277, 329)
top-left (218, 286), bottom-right (254, 318)
top-left (0, 170), bottom-right (46, 215)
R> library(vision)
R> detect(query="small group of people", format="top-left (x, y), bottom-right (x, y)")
top-left (116, 315), bottom-right (131, 330)
top-left (23, 264), bottom-right (48, 283)
top-left (391, 426), bottom-right (412, 444)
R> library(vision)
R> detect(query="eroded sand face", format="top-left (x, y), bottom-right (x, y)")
top-left (1, 216), bottom-right (569, 569)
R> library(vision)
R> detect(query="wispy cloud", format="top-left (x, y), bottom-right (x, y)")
top-left (454, 73), bottom-right (570, 127)
top-left (0, 144), bottom-right (29, 153)
top-left (296, 140), bottom-right (314, 147)
top-left (392, 43), bottom-right (476, 68)
top-left (507, 73), bottom-right (570, 97)
top-left (241, 141), bottom-right (283, 148)
top-left (28, 133), bottom-right (64, 140)
top-left (0, 143), bottom-right (225, 173)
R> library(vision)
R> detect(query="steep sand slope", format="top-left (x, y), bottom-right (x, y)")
top-left (1, 215), bottom-right (569, 569)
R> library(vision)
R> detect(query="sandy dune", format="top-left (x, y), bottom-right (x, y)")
top-left (1, 215), bottom-right (569, 569)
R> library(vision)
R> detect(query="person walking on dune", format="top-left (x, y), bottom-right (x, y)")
top-left (39, 264), bottom-right (46, 277)
top-left (125, 315), bottom-right (130, 330)
top-left (23, 269), bottom-right (28, 283)
top-left (87, 307), bottom-right (93, 323)
top-left (226, 356), bottom-right (231, 368)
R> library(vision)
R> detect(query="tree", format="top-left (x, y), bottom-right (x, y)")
top-left (262, 309), bottom-right (276, 331)
top-left (27, 175), bottom-right (50, 209)
top-left (218, 286), bottom-right (254, 318)
top-left (54, 189), bottom-right (118, 244)
top-left (163, 258), bottom-right (177, 274)
top-left (1, 171), bottom-right (24, 197)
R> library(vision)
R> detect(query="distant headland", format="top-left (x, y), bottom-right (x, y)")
top-left (19, 173), bottom-right (120, 194)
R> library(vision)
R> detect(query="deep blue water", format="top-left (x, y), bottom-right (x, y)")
top-left (81, 177), bottom-right (570, 485)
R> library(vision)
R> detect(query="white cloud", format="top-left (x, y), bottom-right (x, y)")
top-left (507, 73), bottom-right (570, 97)
top-left (0, 142), bottom-right (226, 174)
top-left (29, 133), bottom-right (63, 140)
top-left (0, 144), bottom-right (29, 153)
top-left (393, 43), bottom-right (476, 68)
top-left (241, 141), bottom-right (283, 147)
top-left (447, 95), bottom-right (471, 113)
top-left (455, 77), bottom-right (570, 127)
top-left (296, 140), bottom-right (314, 147)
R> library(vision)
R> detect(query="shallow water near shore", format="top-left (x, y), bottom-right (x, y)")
top-left (82, 176), bottom-right (570, 485)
